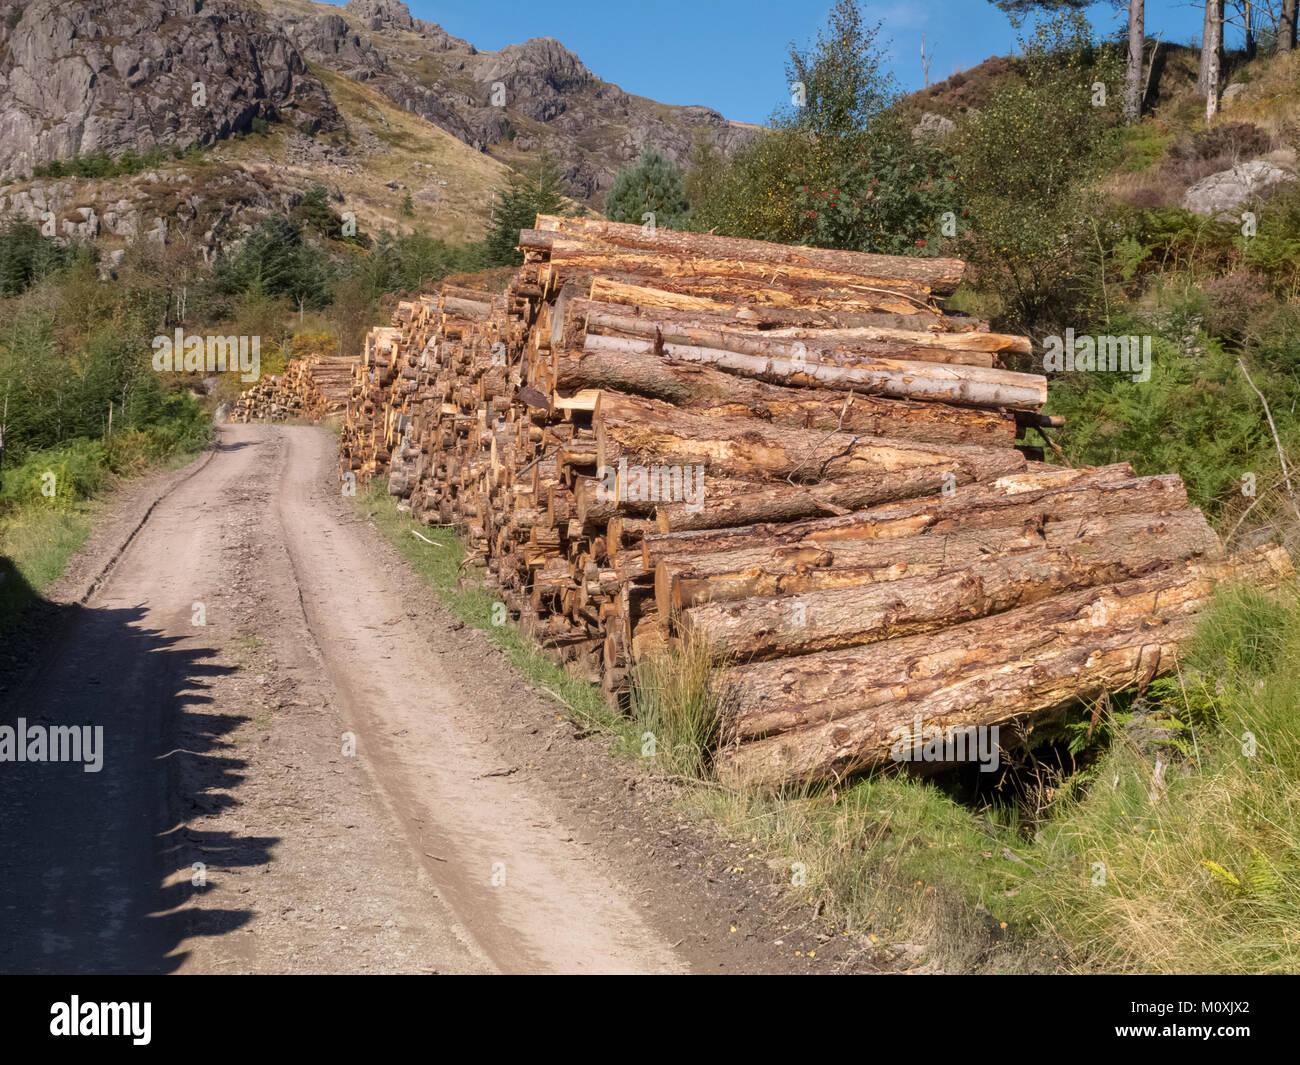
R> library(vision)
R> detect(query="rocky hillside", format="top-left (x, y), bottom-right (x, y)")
top-left (266, 0), bottom-right (755, 202)
top-left (0, 0), bottom-right (340, 178)
top-left (0, 0), bottom-right (753, 263)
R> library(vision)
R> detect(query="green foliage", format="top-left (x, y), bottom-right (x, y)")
top-left (0, 222), bottom-right (88, 297)
top-left (987, 0), bottom-right (1088, 18)
top-left (604, 146), bottom-right (690, 229)
top-left (690, 1), bottom-right (957, 255)
top-left (348, 230), bottom-right (484, 300)
top-left (954, 13), bottom-right (1123, 329)
top-left (30, 144), bottom-right (187, 180)
top-left (400, 191), bottom-right (415, 217)
top-left (778, 0), bottom-right (895, 140)
top-left (481, 154), bottom-right (568, 267)
top-left (1047, 310), bottom-right (1300, 517)
top-left (212, 214), bottom-right (331, 310)
top-left (792, 115), bottom-right (960, 255)
top-left (294, 182), bottom-right (366, 246)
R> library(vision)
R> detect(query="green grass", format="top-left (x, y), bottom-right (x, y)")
top-left (0, 430), bottom-right (210, 629)
top-left (0, 500), bottom-right (93, 628)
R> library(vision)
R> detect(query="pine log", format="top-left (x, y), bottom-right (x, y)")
top-left (713, 546), bottom-right (1294, 786)
top-left (594, 398), bottom-right (1027, 484)
top-left (655, 509), bottom-right (1208, 614)
top-left (581, 307), bottom-right (1004, 367)
top-left (553, 348), bottom-right (1016, 446)
top-left (586, 277), bottom-right (984, 331)
top-left (641, 465), bottom-right (1179, 564)
top-left (530, 215), bottom-right (968, 295)
top-left (680, 508), bottom-right (1224, 660)
top-left (583, 334), bottom-right (1046, 410)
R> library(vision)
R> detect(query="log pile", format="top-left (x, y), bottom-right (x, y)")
top-left (231, 354), bottom-right (354, 423)
top-left (338, 216), bottom-right (1294, 788)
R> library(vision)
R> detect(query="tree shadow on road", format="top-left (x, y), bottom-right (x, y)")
top-left (0, 561), bottom-right (279, 974)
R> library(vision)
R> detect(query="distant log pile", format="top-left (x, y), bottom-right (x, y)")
top-left (337, 216), bottom-right (1293, 788)
top-left (230, 354), bottom-right (353, 423)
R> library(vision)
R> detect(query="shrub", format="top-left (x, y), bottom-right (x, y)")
top-left (604, 146), bottom-right (690, 229)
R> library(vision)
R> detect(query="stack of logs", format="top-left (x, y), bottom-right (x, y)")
top-left (231, 354), bottom-right (354, 423)
top-left (339, 216), bottom-right (1293, 788)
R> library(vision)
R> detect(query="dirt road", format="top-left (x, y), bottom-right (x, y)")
top-left (0, 424), bottom-right (857, 974)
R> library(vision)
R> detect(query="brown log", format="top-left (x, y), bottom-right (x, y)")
top-left (681, 508), bottom-right (1224, 661)
top-left (530, 215), bottom-right (967, 295)
top-left (583, 334), bottom-right (1047, 411)
top-left (553, 348), bottom-right (1016, 446)
top-left (581, 306), bottom-right (1009, 367)
top-left (643, 464), bottom-right (1169, 565)
top-left (587, 277), bottom-right (984, 332)
top-left (593, 396), bottom-right (1027, 484)
top-left (655, 509), bottom-right (1206, 615)
top-left (713, 546), bottom-right (1294, 786)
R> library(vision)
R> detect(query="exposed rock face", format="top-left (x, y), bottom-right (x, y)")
top-left (273, 0), bottom-right (753, 203)
top-left (1182, 159), bottom-right (1294, 218)
top-left (275, 13), bottom-right (388, 80)
top-left (911, 112), bottom-right (956, 142)
top-left (0, 0), bottom-right (340, 178)
top-left (0, 163), bottom-right (309, 261)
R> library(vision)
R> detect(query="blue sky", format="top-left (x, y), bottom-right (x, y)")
top-left (353, 2), bottom-right (1224, 125)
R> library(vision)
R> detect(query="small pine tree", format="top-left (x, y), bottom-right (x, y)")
top-left (400, 191), bottom-right (415, 217)
top-left (481, 154), bottom-right (568, 266)
top-left (604, 147), bottom-right (690, 229)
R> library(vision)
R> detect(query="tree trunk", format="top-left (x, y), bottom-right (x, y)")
top-left (641, 464), bottom-right (1187, 566)
top-left (552, 349), bottom-right (1017, 445)
top-left (655, 508), bottom-right (1203, 614)
top-left (1125, 0), bottom-right (1145, 122)
top-left (1205, 0), bottom-right (1224, 122)
top-left (527, 216), bottom-right (968, 295)
top-left (583, 333), bottom-right (1048, 411)
top-left (1283, 0), bottom-right (1298, 52)
top-left (593, 395), bottom-right (1027, 484)
top-left (586, 277), bottom-right (983, 332)
top-left (713, 546), bottom-right (1293, 786)
top-left (576, 303), bottom-right (1029, 366)
top-left (681, 508), bottom-right (1223, 661)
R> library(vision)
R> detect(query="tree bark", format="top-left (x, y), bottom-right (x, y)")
top-left (681, 508), bottom-right (1223, 661)
top-left (577, 303), bottom-right (1029, 366)
top-left (655, 508), bottom-right (1205, 614)
top-left (593, 395), bottom-right (1027, 484)
top-left (1205, 0), bottom-right (1224, 121)
top-left (543, 242), bottom-right (936, 314)
top-left (641, 464), bottom-right (1183, 566)
top-left (586, 277), bottom-right (981, 332)
top-left (527, 216), bottom-right (968, 295)
top-left (552, 349), bottom-right (1017, 445)
top-left (1283, 0), bottom-right (1298, 52)
top-left (583, 333), bottom-right (1048, 411)
top-left (1125, 0), bottom-right (1145, 122)
top-left (713, 546), bottom-right (1293, 787)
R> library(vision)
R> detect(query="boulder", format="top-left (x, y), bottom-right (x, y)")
top-left (1182, 160), bottom-right (1294, 218)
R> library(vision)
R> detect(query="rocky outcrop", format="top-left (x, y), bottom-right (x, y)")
top-left (0, 0), bottom-right (341, 178)
top-left (1182, 159), bottom-right (1294, 218)
top-left (0, 163), bottom-right (309, 262)
top-left (272, 0), bottom-right (753, 203)
top-left (275, 13), bottom-right (388, 80)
